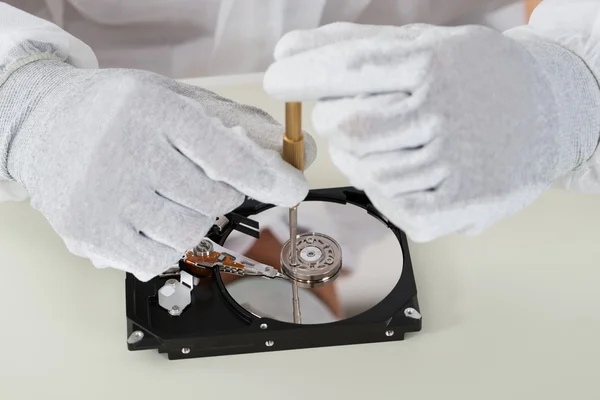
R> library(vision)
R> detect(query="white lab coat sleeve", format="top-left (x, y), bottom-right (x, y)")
top-left (0, 2), bottom-right (97, 202)
top-left (504, 0), bottom-right (600, 193)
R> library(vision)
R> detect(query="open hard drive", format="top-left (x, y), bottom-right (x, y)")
top-left (125, 187), bottom-right (421, 360)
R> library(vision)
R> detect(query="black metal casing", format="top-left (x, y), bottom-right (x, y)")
top-left (125, 187), bottom-right (421, 360)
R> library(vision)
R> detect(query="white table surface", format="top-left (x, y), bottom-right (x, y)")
top-left (2, 74), bottom-right (600, 400)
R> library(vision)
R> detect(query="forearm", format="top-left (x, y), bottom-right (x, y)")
top-left (356, 0), bottom-right (520, 26)
top-left (427, 0), bottom-right (521, 23)
top-left (0, 3), bottom-right (97, 201)
top-left (0, 3), bottom-right (97, 85)
top-left (504, 0), bottom-right (600, 193)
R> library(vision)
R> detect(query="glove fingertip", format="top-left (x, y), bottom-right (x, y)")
top-left (273, 30), bottom-right (306, 61)
top-left (272, 186), bottom-right (309, 208)
top-left (273, 22), bottom-right (384, 61)
top-left (404, 231), bottom-right (435, 243)
top-left (263, 63), bottom-right (294, 101)
top-left (258, 170), bottom-right (309, 208)
top-left (303, 131), bottom-right (318, 169)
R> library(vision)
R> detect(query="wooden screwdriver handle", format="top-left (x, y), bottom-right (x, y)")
top-left (283, 102), bottom-right (304, 171)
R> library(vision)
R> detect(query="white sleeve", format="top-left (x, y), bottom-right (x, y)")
top-left (504, 0), bottom-right (600, 193)
top-left (0, 2), bottom-right (97, 202)
top-left (353, 0), bottom-right (519, 27)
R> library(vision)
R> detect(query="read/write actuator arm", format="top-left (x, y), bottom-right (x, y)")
top-left (182, 238), bottom-right (285, 279)
top-left (158, 238), bottom-right (287, 317)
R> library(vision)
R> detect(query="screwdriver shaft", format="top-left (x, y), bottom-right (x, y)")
top-left (292, 273), bottom-right (301, 323)
top-left (289, 206), bottom-right (299, 266)
top-left (283, 102), bottom-right (303, 325)
top-left (289, 206), bottom-right (301, 323)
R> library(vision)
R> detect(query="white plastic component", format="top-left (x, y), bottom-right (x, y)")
top-left (158, 277), bottom-right (192, 316)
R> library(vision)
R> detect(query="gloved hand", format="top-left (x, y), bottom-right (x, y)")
top-left (264, 22), bottom-right (600, 241)
top-left (0, 60), bottom-right (316, 281)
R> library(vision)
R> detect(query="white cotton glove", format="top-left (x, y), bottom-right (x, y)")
top-left (264, 22), bottom-right (600, 242)
top-left (0, 60), bottom-right (316, 281)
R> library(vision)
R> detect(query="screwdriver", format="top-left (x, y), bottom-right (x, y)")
top-left (283, 102), bottom-right (303, 324)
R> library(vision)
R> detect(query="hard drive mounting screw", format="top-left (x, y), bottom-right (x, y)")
top-left (404, 308), bottom-right (422, 320)
top-left (169, 306), bottom-right (181, 316)
top-left (265, 340), bottom-right (274, 347)
top-left (260, 323), bottom-right (268, 330)
top-left (181, 348), bottom-right (191, 354)
top-left (385, 330), bottom-right (394, 337)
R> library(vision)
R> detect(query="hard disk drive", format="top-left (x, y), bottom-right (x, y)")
top-left (125, 187), bottom-right (421, 360)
